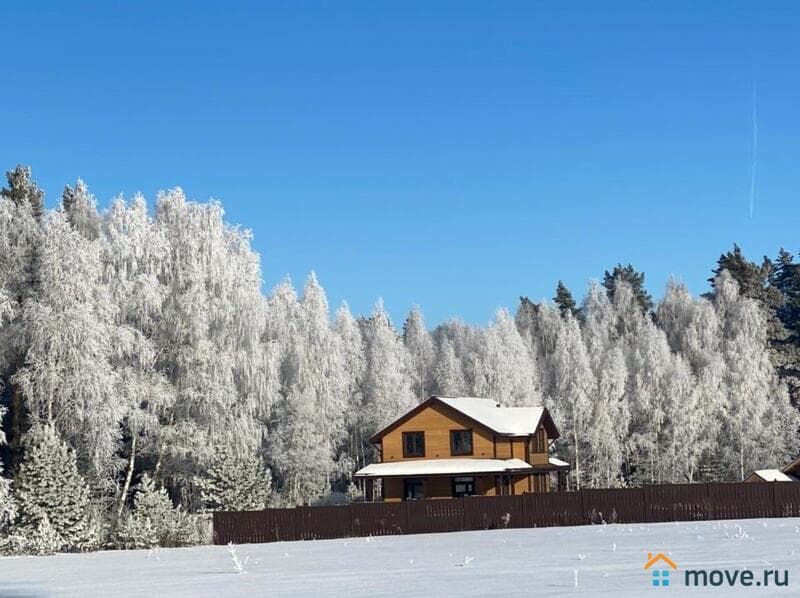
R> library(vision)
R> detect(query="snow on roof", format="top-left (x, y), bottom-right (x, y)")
top-left (548, 457), bottom-right (570, 468)
top-left (751, 469), bottom-right (794, 482)
top-left (354, 458), bottom-right (534, 478)
top-left (434, 396), bottom-right (545, 436)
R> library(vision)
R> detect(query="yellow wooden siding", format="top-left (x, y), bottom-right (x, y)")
top-left (381, 402), bottom-right (494, 461)
top-left (495, 437), bottom-right (512, 459)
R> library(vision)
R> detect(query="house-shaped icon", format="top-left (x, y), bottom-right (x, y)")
top-left (645, 552), bottom-right (678, 588)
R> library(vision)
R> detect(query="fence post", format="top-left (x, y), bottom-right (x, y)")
top-left (642, 485), bottom-right (649, 523)
top-left (579, 488), bottom-right (587, 524)
top-left (771, 481), bottom-right (778, 518)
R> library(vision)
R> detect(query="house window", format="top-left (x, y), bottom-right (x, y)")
top-left (450, 430), bottom-right (473, 456)
top-left (530, 428), bottom-right (546, 454)
top-left (402, 432), bottom-right (425, 458)
top-left (404, 478), bottom-right (424, 500)
top-left (452, 476), bottom-right (475, 498)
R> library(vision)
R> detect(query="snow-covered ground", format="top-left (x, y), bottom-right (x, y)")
top-left (2, 518), bottom-right (800, 597)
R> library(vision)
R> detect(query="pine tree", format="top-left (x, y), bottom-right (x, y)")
top-left (13, 425), bottom-right (96, 552)
top-left (199, 441), bottom-right (271, 511)
top-left (602, 263), bottom-right (653, 314)
top-left (770, 248), bottom-right (800, 404)
top-left (553, 281), bottom-right (578, 318)
top-left (1, 165), bottom-right (45, 222)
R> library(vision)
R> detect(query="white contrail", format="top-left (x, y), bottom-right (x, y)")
top-left (749, 84), bottom-right (758, 219)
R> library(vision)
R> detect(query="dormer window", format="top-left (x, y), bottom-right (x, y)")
top-left (402, 431), bottom-right (425, 457)
top-left (450, 429), bottom-right (473, 456)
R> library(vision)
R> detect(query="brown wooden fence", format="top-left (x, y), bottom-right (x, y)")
top-left (213, 482), bottom-right (800, 545)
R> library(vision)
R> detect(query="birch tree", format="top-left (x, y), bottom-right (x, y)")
top-left (403, 307), bottom-right (435, 401)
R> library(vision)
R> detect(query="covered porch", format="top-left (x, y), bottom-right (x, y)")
top-left (353, 458), bottom-right (570, 502)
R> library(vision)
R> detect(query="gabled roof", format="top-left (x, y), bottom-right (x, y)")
top-left (369, 395), bottom-right (560, 444)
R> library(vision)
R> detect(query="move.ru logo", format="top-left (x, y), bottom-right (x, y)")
top-left (644, 552), bottom-right (678, 587)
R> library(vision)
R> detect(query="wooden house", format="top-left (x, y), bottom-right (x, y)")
top-left (353, 396), bottom-right (570, 501)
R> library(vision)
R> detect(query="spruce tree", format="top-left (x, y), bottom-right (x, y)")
top-left (198, 442), bottom-right (271, 511)
top-left (117, 475), bottom-right (198, 548)
top-left (553, 281), bottom-right (578, 318)
top-left (13, 425), bottom-right (96, 552)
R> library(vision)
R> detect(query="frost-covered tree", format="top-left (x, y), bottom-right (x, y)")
top-left (581, 283), bottom-right (628, 487)
top-left (198, 440), bottom-right (271, 511)
top-left (151, 190), bottom-right (267, 506)
top-left (0, 167), bottom-right (44, 469)
top-left (1, 165), bottom-right (45, 221)
top-left (61, 179), bottom-right (102, 240)
top-left (103, 196), bottom-right (174, 515)
top-left (713, 272), bottom-right (799, 479)
top-left (334, 303), bottom-right (368, 469)
top-left (12, 212), bottom-right (123, 491)
top-left (476, 308), bottom-right (540, 406)
top-left (403, 307), bottom-right (435, 401)
top-left (359, 300), bottom-right (414, 444)
top-left (116, 474), bottom-right (198, 548)
top-left (547, 312), bottom-right (594, 489)
top-left (657, 280), bottom-right (724, 481)
top-left (602, 263), bottom-right (653, 314)
top-left (13, 425), bottom-right (96, 552)
top-left (264, 275), bottom-right (347, 504)
top-left (0, 463), bottom-right (14, 535)
top-left (0, 406), bottom-right (16, 536)
top-left (432, 338), bottom-right (468, 396)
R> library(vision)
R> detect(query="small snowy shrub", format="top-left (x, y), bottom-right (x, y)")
top-left (0, 466), bottom-right (17, 533)
top-left (22, 515), bottom-right (65, 555)
top-left (114, 475), bottom-right (201, 549)
top-left (345, 482), bottom-right (365, 503)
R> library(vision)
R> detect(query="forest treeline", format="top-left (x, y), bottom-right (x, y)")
top-left (0, 165), bottom-right (799, 554)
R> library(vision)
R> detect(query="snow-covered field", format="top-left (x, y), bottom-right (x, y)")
top-left (2, 518), bottom-right (800, 597)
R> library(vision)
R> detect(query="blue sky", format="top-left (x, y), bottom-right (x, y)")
top-left (2, 2), bottom-right (799, 326)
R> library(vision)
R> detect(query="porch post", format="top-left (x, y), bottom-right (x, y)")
top-left (365, 478), bottom-right (375, 502)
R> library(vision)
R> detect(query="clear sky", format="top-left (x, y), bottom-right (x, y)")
top-left (2, 2), bottom-right (799, 326)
